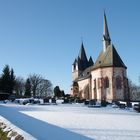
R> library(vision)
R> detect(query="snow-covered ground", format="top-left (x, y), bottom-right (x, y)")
top-left (0, 102), bottom-right (140, 140)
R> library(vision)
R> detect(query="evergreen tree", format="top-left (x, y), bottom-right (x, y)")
top-left (24, 78), bottom-right (31, 97)
top-left (9, 68), bottom-right (15, 93)
top-left (61, 90), bottom-right (65, 97)
top-left (54, 86), bottom-right (62, 98)
top-left (0, 65), bottom-right (15, 94)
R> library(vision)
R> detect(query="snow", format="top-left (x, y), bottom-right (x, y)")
top-left (0, 102), bottom-right (140, 140)
top-left (0, 115), bottom-right (36, 140)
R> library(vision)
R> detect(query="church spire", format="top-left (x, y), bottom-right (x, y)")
top-left (88, 56), bottom-right (94, 66)
top-left (79, 42), bottom-right (88, 61)
top-left (103, 11), bottom-right (111, 52)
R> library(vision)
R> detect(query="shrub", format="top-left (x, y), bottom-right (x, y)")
top-left (0, 128), bottom-right (8, 140)
top-left (119, 104), bottom-right (126, 109)
top-left (89, 100), bottom-right (96, 105)
top-left (101, 100), bottom-right (108, 107)
top-left (126, 101), bottom-right (132, 108)
top-left (84, 100), bottom-right (89, 105)
top-left (133, 103), bottom-right (140, 112)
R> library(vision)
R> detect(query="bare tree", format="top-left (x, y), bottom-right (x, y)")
top-left (24, 78), bottom-right (31, 97)
top-left (29, 74), bottom-right (43, 97)
top-left (128, 79), bottom-right (140, 101)
top-left (37, 79), bottom-right (53, 98)
top-left (14, 77), bottom-right (25, 96)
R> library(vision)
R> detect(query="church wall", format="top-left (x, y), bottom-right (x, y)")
top-left (91, 68), bottom-right (114, 102)
top-left (101, 67), bottom-right (114, 102)
top-left (113, 67), bottom-right (127, 77)
top-left (78, 78), bottom-right (90, 99)
top-left (113, 67), bottom-right (127, 101)
top-left (72, 70), bottom-right (82, 81)
top-left (91, 67), bottom-right (128, 102)
top-left (91, 68), bottom-right (103, 101)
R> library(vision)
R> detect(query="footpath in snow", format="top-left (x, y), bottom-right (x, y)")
top-left (0, 103), bottom-right (140, 140)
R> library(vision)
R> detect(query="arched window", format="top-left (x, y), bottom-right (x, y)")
top-left (93, 79), bottom-right (96, 89)
top-left (116, 76), bottom-right (122, 89)
top-left (98, 78), bottom-right (102, 88)
top-left (73, 82), bottom-right (78, 87)
top-left (104, 77), bottom-right (109, 88)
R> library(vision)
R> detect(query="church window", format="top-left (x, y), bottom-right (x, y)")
top-left (98, 78), bottom-right (102, 88)
top-left (93, 79), bottom-right (96, 89)
top-left (104, 77), bottom-right (109, 88)
top-left (73, 82), bottom-right (78, 87)
top-left (124, 78), bottom-right (128, 88)
top-left (116, 76), bottom-right (122, 89)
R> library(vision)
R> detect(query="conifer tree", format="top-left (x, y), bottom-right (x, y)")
top-left (9, 68), bottom-right (15, 93)
top-left (0, 65), bottom-right (15, 94)
top-left (54, 86), bottom-right (62, 98)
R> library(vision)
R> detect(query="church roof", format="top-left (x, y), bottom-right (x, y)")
top-left (93, 44), bottom-right (127, 69)
top-left (78, 42), bottom-right (88, 62)
top-left (88, 56), bottom-right (94, 66)
top-left (74, 66), bottom-right (92, 82)
top-left (72, 59), bottom-right (77, 65)
top-left (73, 42), bottom-right (90, 71)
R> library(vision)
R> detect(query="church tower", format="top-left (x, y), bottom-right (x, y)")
top-left (92, 12), bottom-right (129, 102)
top-left (72, 42), bottom-right (89, 81)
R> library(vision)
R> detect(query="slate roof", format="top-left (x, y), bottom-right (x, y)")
top-left (88, 56), bottom-right (94, 67)
top-left (73, 43), bottom-right (94, 71)
top-left (93, 44), bottom-right (127, 70)
top-left (78, 42), bottom-right (88, 62)
top-left (74, 66), bottom-right (92, 82)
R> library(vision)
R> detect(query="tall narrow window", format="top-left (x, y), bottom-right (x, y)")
top-left (104, 77), bottom-right (109, 88)
top-left (116, 76), bottom-right (122, 89)
top-left (98, 78), bottom-right (102, 88)
top-left (93, 79), bottom-right (96, 89)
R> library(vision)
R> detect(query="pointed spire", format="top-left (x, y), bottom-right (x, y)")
top-left (88, 56), bottom-right (94, 66)
top-left (72, 58), bottom-right (77, 65)
top-left (103, 11), bottom-right (111, 41)
top-left (78, 42), bottom-right (88, 61)
top-left (103, 11), bottom-right (111, 52)
top-left (77, 42), bottom-right (89, 71)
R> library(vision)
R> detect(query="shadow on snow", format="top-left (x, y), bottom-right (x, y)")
top-left (0, 105), bottom-right (93, 140)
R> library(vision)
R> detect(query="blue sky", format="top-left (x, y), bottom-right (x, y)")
top-left (0, 0), bottom-right (140, 93)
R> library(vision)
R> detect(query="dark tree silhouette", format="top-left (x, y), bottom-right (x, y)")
top-left (29, 74), bottom-right (43, 97)
top-left (25, 78), bottom-right (31, 97)
top-left (14, 77), bottom-right (25, 96)
top-left (9, 68), bottom-right (16, 93)
top-left (54, 86), bottom-right (62, 98)
top-left (0, 65), bottom-right (15, 94)
top-left (37, 79), bottom-right (53, 97)
top-left (61, 90), bottom-right (65, 97)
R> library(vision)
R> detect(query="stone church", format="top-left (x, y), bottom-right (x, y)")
top-left (71, 13), bottom-right (129, 102)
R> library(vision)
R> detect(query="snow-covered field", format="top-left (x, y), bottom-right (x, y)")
top-left (0, 102), bottom-right (140, 140)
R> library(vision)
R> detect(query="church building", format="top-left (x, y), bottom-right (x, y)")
top-left (71, 13), bottom-right (129, 102)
